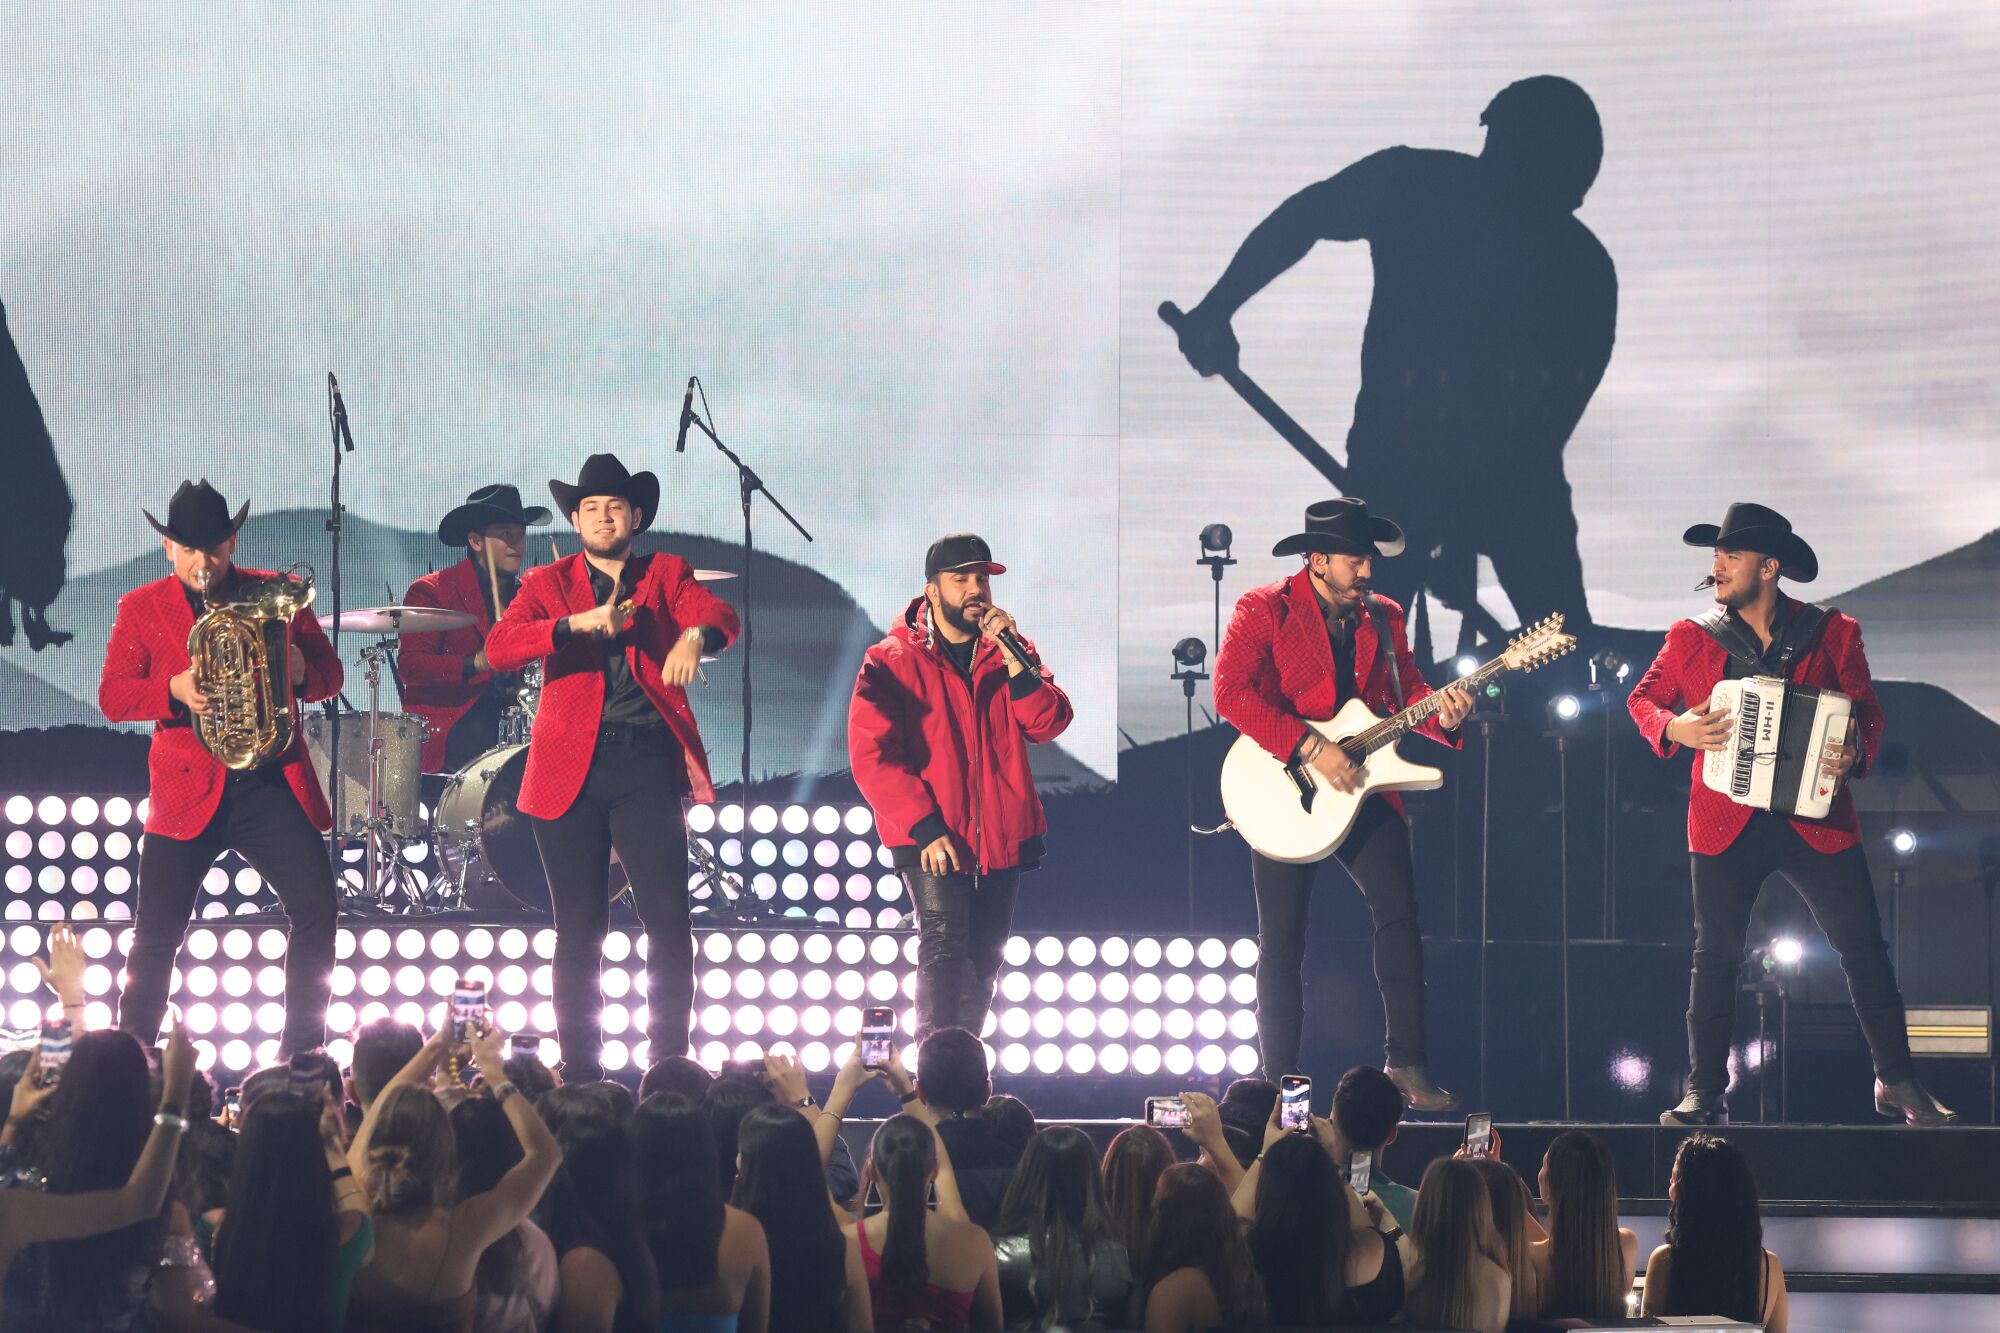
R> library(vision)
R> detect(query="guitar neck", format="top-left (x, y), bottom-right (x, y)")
top-left (1347, 658), bottom-right (1509, 756)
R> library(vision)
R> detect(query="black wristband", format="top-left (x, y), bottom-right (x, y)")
top-left (898, 1090), bottom-right (921, 1105)
top-left (330, 1165), bottom-right (353, 1180)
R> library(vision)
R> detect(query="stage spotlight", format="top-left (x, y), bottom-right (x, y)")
top-left (1455, 655), bottom-right (1479, 678)
top-left (1199, 523), bottom-right (1233, 554)
top-left (1171, 637), bottom-right (1206, 668)
top-left (1548, 694), bottom-right (1582, 725)
top-left (1889, 828), bottom-right (1917, 861)
top-left (1770, 936), bottom-right (1804, 970)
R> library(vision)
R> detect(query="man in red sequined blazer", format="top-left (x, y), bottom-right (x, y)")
top-left (1629, 503), bottom-right (1954, 1127)
top-left (99, 481), bottom-right (342, 1056)
top-left (1214, 498), bottom-right (1471, 1112)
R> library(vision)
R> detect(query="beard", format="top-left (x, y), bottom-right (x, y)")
top-left (581, 531), bottom-right (632, 560)
top-left (936, 596), bottom-right (981, 636)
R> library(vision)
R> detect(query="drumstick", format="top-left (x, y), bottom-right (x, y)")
top-left (479, 541), bottom-right (504, 623)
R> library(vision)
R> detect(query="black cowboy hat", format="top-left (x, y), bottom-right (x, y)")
top-left (548, 453), bottom-right (660, 533)
top-left (1270, 497), bottom-right (1406, 559)
top-left (144, 480), bottom-right (249, 550)
top-left (436, 483), bottom-right (554, 546)
top-left (1683, 501), bottom-right (1818, 583)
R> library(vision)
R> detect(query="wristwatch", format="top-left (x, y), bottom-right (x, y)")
top-left (794, 1095), bottom-right (817, 1110)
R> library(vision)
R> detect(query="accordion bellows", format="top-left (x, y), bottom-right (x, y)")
top-left (1701, 676), bottom-right (1854, 819)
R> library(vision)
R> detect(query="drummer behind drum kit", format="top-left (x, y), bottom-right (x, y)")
top-left (311, 570), bottom-right (746, 919)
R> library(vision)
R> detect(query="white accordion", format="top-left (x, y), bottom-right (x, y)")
top-left (1700, 676), bottom-right (1854, 819)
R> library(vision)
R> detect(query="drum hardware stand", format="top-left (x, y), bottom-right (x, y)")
top-left (678, 379), bottom-right (814, 832)
top-left (346, 641), bottom-right (429, 913)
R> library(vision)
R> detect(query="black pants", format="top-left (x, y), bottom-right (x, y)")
top-left (905, 869), bottom-right (1021, 1041)
top-left (1686, 811), bottom-right (1914, 1097)
top-left (1252, 795), bottom-right (1429, 1075)
top-left (532, 731), bottom-right (691, 1076)
top-left (121, 772), bottom-right (337, 1055)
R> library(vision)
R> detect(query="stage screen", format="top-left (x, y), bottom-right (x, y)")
top-left (3, 0), bottom-right (1997, 778)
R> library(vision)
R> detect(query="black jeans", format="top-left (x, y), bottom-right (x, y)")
top-left (121, 772), bottom-right (338, 1055)
top-left (905, 869), bottom-right (1021, 1041)
top-left (1686, 811), bottom-right (1914, 1097)
top-left (1252, 795), bottom-right (1429, 1075)
top-left (532, 730), bottom-right (691, 1076)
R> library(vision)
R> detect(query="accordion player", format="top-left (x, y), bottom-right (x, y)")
top-left (1700, 676), bottom-right (1854, 819)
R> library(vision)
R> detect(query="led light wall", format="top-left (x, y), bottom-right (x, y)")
top-left (0, 920), bottom-right (1261, 1080)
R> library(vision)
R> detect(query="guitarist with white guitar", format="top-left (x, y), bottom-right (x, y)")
top-left (1214, 498), bottom-right (1474, 1112)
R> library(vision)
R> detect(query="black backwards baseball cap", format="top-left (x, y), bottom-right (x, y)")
top-left (924, 533), bottom-right (1007, 580)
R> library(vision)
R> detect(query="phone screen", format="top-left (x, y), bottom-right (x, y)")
top-left (1145, 1096), bottom-right (1190, 1128)
top-left (38, 1019), bottom-right (73, 1086)
top-left (1349, 1149), bottom-right (1373, 1196)
top-left (861, 1007), bottom-right (895, 1067)
top-left (1279, 1074), bottom-right (1311, 1133)
top-left (1464, 1112), bottom-right (1493, 1160)
top-left (451, 976), bottom-right (487, 1043)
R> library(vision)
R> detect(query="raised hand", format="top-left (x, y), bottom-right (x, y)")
top-left (36, 923), bottom-right (85, 1008)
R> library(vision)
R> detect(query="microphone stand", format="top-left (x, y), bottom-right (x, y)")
top-left (324, 376), bottom-right (351, 880)
top-left (680, 394), bottom-right (813, 849)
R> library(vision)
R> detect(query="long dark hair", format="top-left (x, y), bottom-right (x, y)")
top-left (634, 1092), bottom-right (726, 1292)
top-left (213, 1091), bottom-right (341, 1333)
top-left (1543, 1129), bottom-right (1626, 1320)
top-left (1663, 1134), bottom-right (1765, 1322)
top-left (1406, 1158), bottom-right (1500, 1331)
top-left (1247, 1134), bottom-right (1356, 1324)
top-left (868, 1115), bottom-right (936, 1293)
top-left (994, 1125), bottom-right (1118, 1329)
top-left (20, 1029), bottom-right (159, 1327)
top-left (539, 1098), bottom-right (660, 1333)
top-left (733, 1103), bottom-right (847, 1333)
top-left (1101, 1125), bottom-right (1172, 1272)
top-left (450, 1096), bottom-right (526, 1302)
top-left (1141, 1164), bottom-right (1265, 1326)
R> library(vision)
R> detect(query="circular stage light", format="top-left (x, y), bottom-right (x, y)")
top-left (1553, 694), bottom-right (1582, 721)
top-left (1456, 655), bottom-right (1479, 678)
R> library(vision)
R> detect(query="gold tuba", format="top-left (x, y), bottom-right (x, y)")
top-left (188, 566), bottom-right (316, 769)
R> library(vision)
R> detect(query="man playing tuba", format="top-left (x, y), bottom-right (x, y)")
top-left (99, 480), bottom-right (343, 1056)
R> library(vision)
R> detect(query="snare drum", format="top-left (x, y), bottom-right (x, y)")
top-left (304, 711), bottom-right (427, 840)
top-left (432, 744), bottom-right (629, 913)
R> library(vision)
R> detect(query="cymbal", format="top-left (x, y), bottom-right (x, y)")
top-left (694, 569), bottom-right (736, 582)
top-left (318, 605), bottom-right (478, 635)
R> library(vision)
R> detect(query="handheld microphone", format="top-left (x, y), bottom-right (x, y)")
top-left (328, 373), bottom-right (354, 452)
top-left (674, 376), bottom-right (696, 453)
top-left (969, 602), bottom-right (1036, 667)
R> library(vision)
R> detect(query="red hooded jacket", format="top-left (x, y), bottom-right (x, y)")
top-left (97, 568), bottom-right (343, 838)
top-left (847, 596), bottom-right (1073, 873)
top-left (1212, 569), bottom-right (1459, 821)
top-left (1627, 596), bottom-right (1881, 855)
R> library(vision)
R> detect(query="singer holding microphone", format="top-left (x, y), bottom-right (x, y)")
top-left (847, 534), bottom-right (1074, 1041)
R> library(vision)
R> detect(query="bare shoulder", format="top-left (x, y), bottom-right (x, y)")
top-left (560, 1244), bottom-right (620, 1287)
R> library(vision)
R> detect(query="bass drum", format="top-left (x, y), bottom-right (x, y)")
top-left (432, 745), bottom-right (628, 914)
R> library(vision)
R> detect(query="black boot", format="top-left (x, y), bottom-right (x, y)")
top-left (1875, 1077), bottom-right (1959, 1127)
top-left (1386, 1065), bottom-right (1460, 1114)
top-left (1660, 1088), bottom-right (1728, 1127)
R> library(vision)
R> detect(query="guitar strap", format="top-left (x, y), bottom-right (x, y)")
top-left (1694, 603), bottom-right (1833, 681)
top-left (1363, 594), bottom-right (1405, 710)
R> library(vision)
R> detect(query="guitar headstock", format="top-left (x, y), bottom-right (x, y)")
top-left (1502, 613), bottom-right (1577, 674)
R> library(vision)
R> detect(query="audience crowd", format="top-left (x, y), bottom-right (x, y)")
top-left (0, 924), bottom-right (1791, 1332)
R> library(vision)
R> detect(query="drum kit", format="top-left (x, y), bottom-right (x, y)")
top-left (312, 581), bottom-right (748, 919)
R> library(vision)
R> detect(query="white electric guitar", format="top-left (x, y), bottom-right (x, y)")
top-left (1219, 615), bottom-right (1576, 863)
